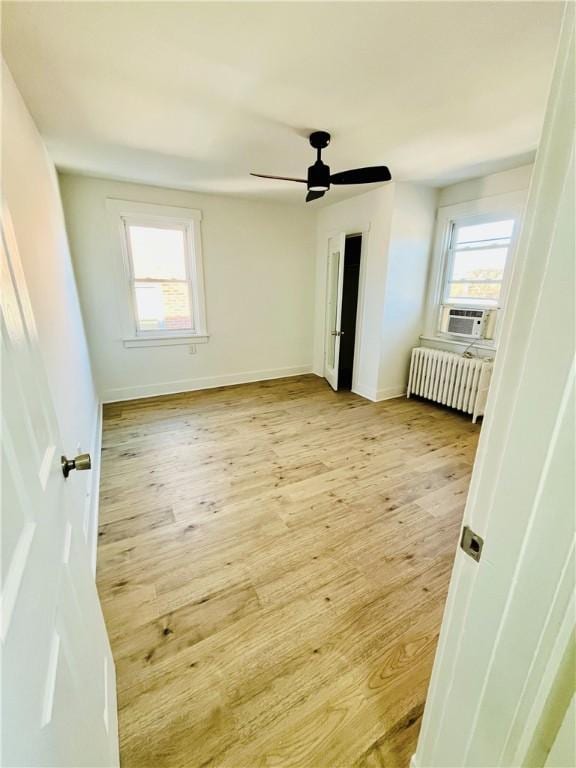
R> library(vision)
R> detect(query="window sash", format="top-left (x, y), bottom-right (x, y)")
top-left (123, 218), bottom-right (195, 336)
top-left (443, 219), bottom-right (514, 308)
top-left (448, 242), bottom-right (511, 254)
top-left (131, 277), bottom-right (189, 285)
top-left (450, 219), bottom-right (515, 246)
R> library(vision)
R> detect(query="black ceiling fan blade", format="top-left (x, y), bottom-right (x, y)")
top-left (330, 166), bottom-right (392, 185)
top-left (250, 172), bottom-right (307, 183)
top-left (306, 190), bottom-right (326, 203)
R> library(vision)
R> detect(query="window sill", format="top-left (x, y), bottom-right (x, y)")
top-left (123, 334), bottom-right (209, 348)
top-left (419, 335), bottom-right (496, 352)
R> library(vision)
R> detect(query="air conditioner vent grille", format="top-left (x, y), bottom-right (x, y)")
top-left (449, 309), bottom-right (485, 318)
top-left (448, 316), bottom-right (477, 335)
top-left (439, 305), bottom-right (492, 338)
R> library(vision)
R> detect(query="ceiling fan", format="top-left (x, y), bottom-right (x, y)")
top-left (250, 131), bottom-right (392, 203)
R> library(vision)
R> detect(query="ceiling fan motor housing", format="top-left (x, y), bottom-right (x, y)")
top-left (309, 130), bottom-right (331, 150)
top-left (308, 160), bottom-right (331, 191)
top-left (250, 128), bottom-right (391, 201)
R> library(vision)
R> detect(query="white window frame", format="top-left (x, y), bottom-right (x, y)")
top-left (441, 212), bottom-right (517, 310)
top-left (422, 191), bottom-right (526, 349)
top-left (106, 199), bottom-right (208, 347)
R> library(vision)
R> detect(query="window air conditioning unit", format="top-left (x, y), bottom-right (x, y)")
top-left (439, 306), bottom-right (496, 339)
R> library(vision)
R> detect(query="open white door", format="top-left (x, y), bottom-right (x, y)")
top-left (414, 10), bottom-right (574, 768)
top-left (1, 209), bottom-right (119, 767)
top-left (324, 233), bottom-right (346, 391)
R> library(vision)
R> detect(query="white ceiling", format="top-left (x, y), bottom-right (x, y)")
top-left (2, 1), bottom-right (563, 204)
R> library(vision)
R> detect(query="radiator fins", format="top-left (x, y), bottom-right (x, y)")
top-left (407, 348), bottom-right (493, 423)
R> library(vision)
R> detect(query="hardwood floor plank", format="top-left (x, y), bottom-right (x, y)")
top-left (97, 375), bottom-right (480, 767)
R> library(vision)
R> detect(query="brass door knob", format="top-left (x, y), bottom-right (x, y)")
top-left (61, 453), bottom-right (91, 479)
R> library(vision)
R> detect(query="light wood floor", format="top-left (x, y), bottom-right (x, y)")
top-left (97, 375), bottom-right (480, 768)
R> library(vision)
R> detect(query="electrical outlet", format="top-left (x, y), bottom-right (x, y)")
top-left (189, 345), bottom-right (197, 355)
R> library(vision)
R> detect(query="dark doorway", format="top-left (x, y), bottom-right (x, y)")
top-left (338, 234), bottom-right (362, 390)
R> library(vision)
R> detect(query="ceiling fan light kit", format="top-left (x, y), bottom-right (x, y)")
top-left (308, 161), bottom-right (331, 192)
top-left (251, 131), bottom-right (392, 203)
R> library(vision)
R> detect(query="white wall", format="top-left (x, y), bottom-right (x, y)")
top-left (378, 184), bottom-right (437, 398)
top-left (437, 164), bottom-right (533, 207)
top-left (2, 63), bottom-right (100, 554)
top-left (314, 183), bottom-right (436, 400)
top-left (59, 174), bottom-right (316, 402)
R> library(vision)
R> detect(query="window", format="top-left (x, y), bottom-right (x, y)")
top-left (443, 217), bottom-right (516, 308)
top-left (107, 200), bottom-right (207, 346)
top-left (423, 191), bottom-right (525, 348)
top-left (126, 223), bottom-right (192, 332)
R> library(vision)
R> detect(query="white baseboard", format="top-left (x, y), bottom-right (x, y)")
top-left (312, 363), bottom-right (324, 377)
top-left (101, 365), bottom-right (313, 403)
top-left (86, 402), bottom-right (103, 575)
top-left (352, 381), bottom-right (379, 401)
top-left (375, 385), bottom-right (406, 401)
top-left (352, 382), bottom-right (406, 402)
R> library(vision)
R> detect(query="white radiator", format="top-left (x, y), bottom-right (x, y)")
top-left (407, 347), bottom-right (493, 423)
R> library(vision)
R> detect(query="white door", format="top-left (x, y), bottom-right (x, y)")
top-left (324, 233), bottom-right (346, 391)
top-left (1, 208), bottom-right (119, 767)
top-left (414, 11), bottom-right (574, 768)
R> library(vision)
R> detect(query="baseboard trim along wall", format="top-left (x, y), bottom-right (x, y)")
top-left (86, 402), bottom-right (103, 575)
top-left (376, 385), bottom-right (407, 402)
top-left (101, 365), bottom-right (313, 403)
top-left (351, 382), bottom-right (378, 401)
top-left (352, 383), bottom-right (406, 402)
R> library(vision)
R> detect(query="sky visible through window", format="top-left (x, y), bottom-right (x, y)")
top-left (129, 226), bottom-right (186, 280)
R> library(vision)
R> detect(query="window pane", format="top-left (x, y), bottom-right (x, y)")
top-left (454, 219), bottom-right (515, 247)
top-left (134, 281), bottom-right (192, 331)
top-left (448, 281), bottom-right (502, 303)
top-left (128, 225), bottom-right (187, 280)
top-left (451, 247), bottom-right (507, 281)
